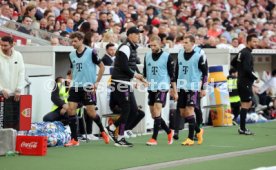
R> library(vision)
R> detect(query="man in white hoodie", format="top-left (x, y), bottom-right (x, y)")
top-left (0, 36), bottom-right (25, 101)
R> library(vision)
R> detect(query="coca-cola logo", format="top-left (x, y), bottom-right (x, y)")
top-left (20, 142), bottom-right (38, 149)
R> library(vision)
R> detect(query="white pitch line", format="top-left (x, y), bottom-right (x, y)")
top-left (124, 145), bottom-right (276, 170)
top-left (208, 145), bottom-right (236, 148)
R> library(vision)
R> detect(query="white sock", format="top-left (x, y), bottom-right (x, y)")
top-left (118, 135), bottom-right (124, 141)
top-left (109, 124), bottom-right (116, 131)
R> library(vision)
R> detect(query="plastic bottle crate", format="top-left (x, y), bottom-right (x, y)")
top-left (16, 136), bottom-right (47, 156)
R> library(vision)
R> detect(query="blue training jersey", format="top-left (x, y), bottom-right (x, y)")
top-left (145, 51), bottom-right (170, 91)
top-left (69, 48), bottom-right (96, 87)
top-left (177, 47), bottom-right (202, 91)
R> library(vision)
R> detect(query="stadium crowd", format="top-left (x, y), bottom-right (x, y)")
top-left (0, 0), bottom-right (276, 48)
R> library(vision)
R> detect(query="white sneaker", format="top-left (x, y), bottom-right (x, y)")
top-left (84, 134), bottom-right (99, 141)
top-left (124, 130), bottom-right (137, 138)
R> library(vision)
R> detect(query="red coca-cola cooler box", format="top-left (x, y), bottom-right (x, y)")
top-left (16, 136), bottom-right (47, 156)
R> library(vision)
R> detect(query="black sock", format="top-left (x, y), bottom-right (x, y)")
top-left (92, 114), bottom-right (104, 132)
top-left (194, 123), bottom-right (200, 134)
top-left (185, 115), bottom-right (196, 140)
top-left (240, 108), bottom-right (248, 131)
top-left (161, 118), bottom-right (171, 134)
top-left (194, 114), bottom-right (200, 134)
top-left (85, 113), bottom-right (93, 134)
top-left (68, 115), bottom-right (78, 141)
top-left (152, 116), bottom-right (161, 140)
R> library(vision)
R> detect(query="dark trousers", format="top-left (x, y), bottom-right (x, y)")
top-left (230, 102), bottom-right (240, 120)
top-left (43, 109), bottom-right (92, 134)
top-left (125, 109), bottom-right (145, 130)
top-left (110, 94), bottom-right (145, 131)
top-left (110, 82), bottom-right (138, 129)
top-left (43, 109), bottom-right (69, 125)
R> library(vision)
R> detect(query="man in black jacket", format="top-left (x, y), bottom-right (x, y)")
top-left (231, 34), bottom-right (259, 135)
top-left (102, 43), bottom-right (116, 66)
top-left (106, 26), bottom-right (146, 147)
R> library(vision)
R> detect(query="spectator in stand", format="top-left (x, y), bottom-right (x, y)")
top-left (102, 43), bottom-right (116, 66)
top-left (39, 18), bottom-right (47, 30)
top-left (50, 37), bottom-right (60, 46)
top-left (216, 36), bottom-right (234, 49)
top-left (97, 11), bottom-right (108, 35)
top-left (36, 0), bottom-right (48, 20)
top-left (117, 2), bottom-right (127, 27)
top-left (5, 0), bottom-right (275, 49)
top-left (56, 9), bottom-right (69, 24)
top-left (66, 19), bottom-right (74, 33)
top-left (47, 15), bottom-right (56, 27)
top-left (89, 19), bottom-right (98, 32)
top-left (15, 4), bottom-right (37, 30)
top-left (207, 22), bottom-right (222, 38)
top-left (72, 12), bottom-right (81, 31)
top-left (17, 15), bottom-right (33, 35)
top-left (146, 6), bottom-right (156, 26)
top-left (232, 38), bottom-right (239, 48)
top-left (0, 3), bottom-right (11, 26)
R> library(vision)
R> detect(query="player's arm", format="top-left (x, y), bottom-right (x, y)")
top-left (116, 45), bottom-right (135, 78)
top-left (198, 52), bottom-right (208, 97)
top-left (167, 54), bottom-right (176, 83)
top-left (175, 58), bottom-right (179, 81)
top-left (92, 49), bottom-right (105, 84)
top-left (96, 62), bottom-right (105, 84)
top-left (168, 55), bottom-right (178, 101)
top-left (143, 55), bottom-right (147, 79)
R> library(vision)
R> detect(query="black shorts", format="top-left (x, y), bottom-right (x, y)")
top-left (68, 87), bottom-right (96, 105)
top-left (238, 83), bottom-right (253, 102)
top-left (177, 89), bottom-right (199, 108)
top-left (148, 90), bottom-right (168, 107)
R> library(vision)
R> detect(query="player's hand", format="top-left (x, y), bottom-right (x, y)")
top-left (134, 73), bottom-right (143, 80)
top-left (140, 78), bottom-right (149, 87)
top-left (1, 89), bottom-right (10, 99)
top-left (172, 90), bottom-right (178, 102)
top-left (134, 74), bottom-right (149, 87)
top-left (200, 90), bottom-right (206, 97)
top-left (14, 92), bottom-right (20, 102)
top-left (62, 104), bottom-right (69, 110)
top-left (60, 108), bottom-right (66, 115)
top-left (93, 82), bottom-right (99, 93)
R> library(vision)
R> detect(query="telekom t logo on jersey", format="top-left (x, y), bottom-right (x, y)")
top-left (76, 63), bottom-right (82, 72)
top-left (183, 66), bottom-right (188, 74)
top-left (152, 66), bottom-right (158, 75)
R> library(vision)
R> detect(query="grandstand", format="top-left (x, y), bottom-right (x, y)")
top-left (0, 0), bottom-right (276, 169)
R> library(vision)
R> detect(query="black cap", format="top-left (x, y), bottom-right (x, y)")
top-left (127, 26), bottom-right (140, 36)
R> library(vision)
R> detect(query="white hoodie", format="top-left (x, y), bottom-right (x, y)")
top-left (0, 48), bottom-right (25, 94)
